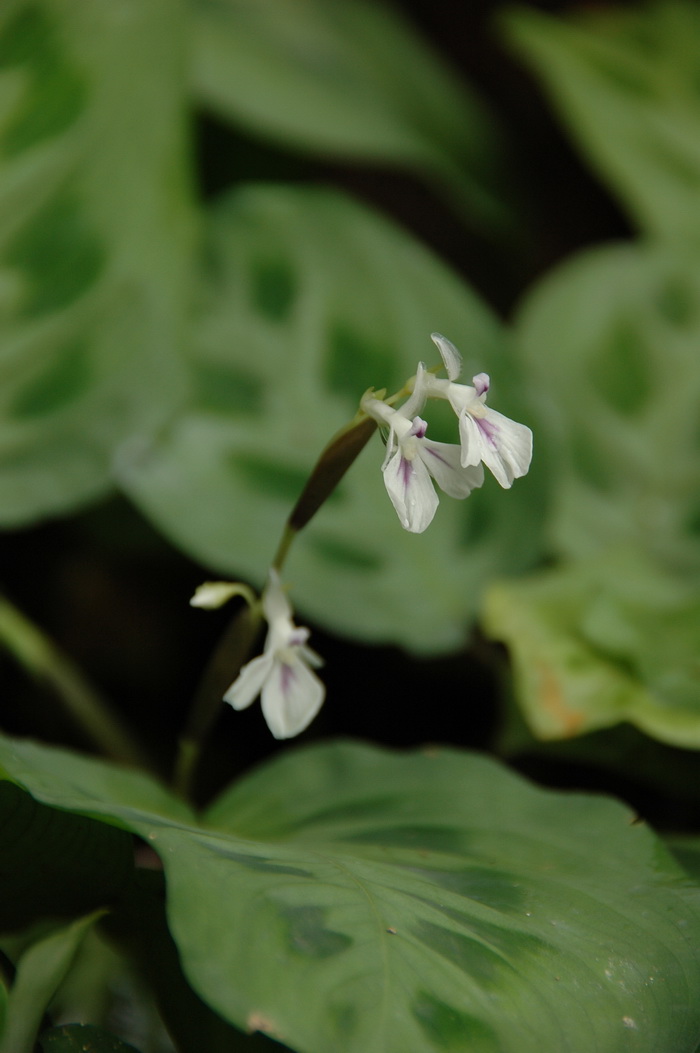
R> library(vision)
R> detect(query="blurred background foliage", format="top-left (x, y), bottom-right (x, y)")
top-left (2, 0), bottom-right (700, 1048)
top-left (0, 0), bottom-right (699, 835)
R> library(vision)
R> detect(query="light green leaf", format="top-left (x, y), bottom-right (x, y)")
top-left (119, 184), bottom-right (543, 653)
top-left (1, 734), bottom-right (700, 1053)
top-left (502, 1), bottom-right (700, 241)
top-left (0, 913), bottom-right (100, 1053)
top-left (513, 240), bottom-right (700, 568)
top-left (483, 549), bottom-right (700, 748)
top-left (0, 0), bottom-right (194, 525)
top-left (190, 0), bottom-right (510, 232)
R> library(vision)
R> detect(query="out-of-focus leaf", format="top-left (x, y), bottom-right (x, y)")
top-left (502, 1), bottom-right (700, 241)
top-left (190, 0), bottom-right (510, 233)
top-left (513, 240), bottom-right (700, 569)
top-left (483, 549), bottom-right (700, 747)
top-left (0, 780), bottom-right (133, 930)
top-left (668, 838), bottom-right (700, 883)
top-left (101, 869), bottom-right (261, 1053)
top-left (38, 1023), bottom-right (141, 1053)
top-left (0, 0), bottom-right (194, 525)
top-left (119, 184), bottom-right (543, 653)
top-left (1, 733), bottom-right (700, 1053)
top-left (0, 913), bottom-right (100, 1053)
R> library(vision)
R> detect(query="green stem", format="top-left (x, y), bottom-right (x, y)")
top-left (0, 595), bottom-right (150, 769)
top-left (176, 413), bottom-right (381, 796)
top-left (173, 601), bottom-right (263, 799)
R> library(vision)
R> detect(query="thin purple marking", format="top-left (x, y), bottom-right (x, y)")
top-left (424, 446), bottom-right (449, 465)
top-left (400, 456), bottom-right (413, 494)
top-left (476, 416), bottom-right (499, 450)
top-left (280, 662), bottom-right (296, 697)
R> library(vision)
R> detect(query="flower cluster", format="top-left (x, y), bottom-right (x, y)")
top-left (192, 571), bottom-right (324, 740)
top-left (191, 333), bottom-right (532, 742)
top-left (361, 333), bottom-right (532, 533)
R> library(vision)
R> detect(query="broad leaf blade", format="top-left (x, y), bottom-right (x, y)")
top-left (502, 1), bottom-right (700, 241)
top-left (120, 184), bottom-right (543, 653)
top-left (0, 0), bottom-right (194, 524)
top-left (0, 734), bottom-right (699, 1053)
top-left (513, 240), bottom-right (700, 569)
top-left (190, 0), bottom-right (510, 232)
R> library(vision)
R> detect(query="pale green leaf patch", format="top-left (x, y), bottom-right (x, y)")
top-left (190, 0), bottom-right (511, 234)
top-left (513, 241), bottom-right (700, 571)
top-left (0, 0), bottom-right (194, 525)
top-left (502, 1), bottom-right (700, 241)
top-left (483, 549), bottom-right (700, 748)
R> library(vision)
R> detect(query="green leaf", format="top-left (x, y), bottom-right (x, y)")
top-left (190, 0), bottom-right (510, 233)
top-left (668, 838), bottom-right (700, 883)
top-left (0, 780), bottom-right (133, 930)
top-left (482, 549), bottom-right (700, 748)
top-left (38, 1023), bottom-right (141, 1053)
top-left (0, 913), bottom-right (100, 1053)
top-left (501, 1), bottom-right (700, 241)
top-left (119, 184), bottom-right (543, 652)
top-left (0, 0), bottom-right (194, 525)
top-left (513, 240), bottom-right (700, 569)
top-left (1, 733), bottom-right (699, 1053)
top-left (101, 870), bottom-right (257, 1053)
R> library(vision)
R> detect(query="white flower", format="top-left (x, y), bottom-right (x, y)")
top-left (223, 571), bottom-right (324, 739)
top-left (427, 333), bottom-right (533, 488)
top-left (362, 364), bottom-right (484, 533)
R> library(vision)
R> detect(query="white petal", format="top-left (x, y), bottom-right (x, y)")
top-left (223, 653), bottom-right (272, 710)
top-left (461, 408), bottom-right (533, 487)
top-left (430, 333), bottom-right (463, 381)
top-left (400, 362), bottom-right (430, 419)
top-left (190, 581), bottom-right (256, 609)
top-left (260, 657), bottom-right (325, 739)
top-left (299, 643), bottom-right (324, 669)
top-left (382, 446), bottom-right (439, 533)
top-left (420, 439), bottom-right (484, 498)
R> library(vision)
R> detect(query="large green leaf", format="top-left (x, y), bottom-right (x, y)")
top-left (190, 0), bottom-right (509, 233)
top-left (513, 240), bottom-right (700, 569)
top-left (482, 549), bottom-right (700, 747)
top-left (502, 1), bottom-right (700, 241)
top-left (0, 0), bottom-right (194, 525)
top-left (119, 184), bottom-right (543, 652)
top-left (1, 733), bottom-right (699, 1053)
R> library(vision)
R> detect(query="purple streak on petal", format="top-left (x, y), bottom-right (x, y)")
top-left (280, 661), bottom-right (296, 698)
top-left (400, 456), bottom-right (414, 494)
top-left (473, 373), bottom-right (490, 397)
top-left (475, 415), bottom-right (499, 450)
top-left (423, 446), bottom-right (449, 466)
